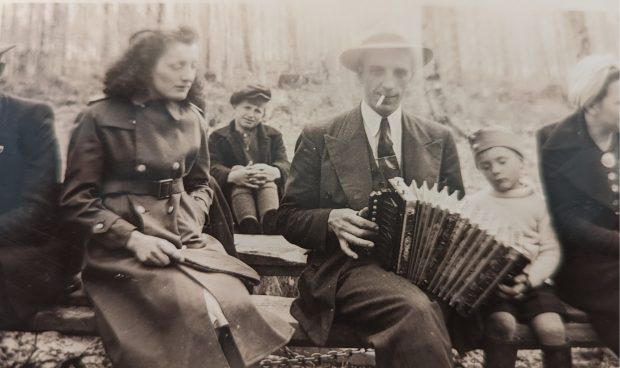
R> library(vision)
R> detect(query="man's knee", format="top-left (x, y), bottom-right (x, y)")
top-left (486, 312), bottom-right (517, 340)
top-left (392, 287), bottom-right (446, 331)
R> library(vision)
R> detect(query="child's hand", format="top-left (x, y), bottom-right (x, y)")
top-left (497, 273), bottom-right (531, 300)
top-left (251, 163), bottom-right (280, 182)
top-left (228, 165), bottom-right (260, 188)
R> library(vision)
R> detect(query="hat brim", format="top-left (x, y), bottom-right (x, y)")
top-left (230, 92), bottom-right (271, 106)
top-left (340, 44), bottom-right (433, 71)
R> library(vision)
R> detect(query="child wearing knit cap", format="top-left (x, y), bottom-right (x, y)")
top-left (467, 127), bottom-right (571, 368)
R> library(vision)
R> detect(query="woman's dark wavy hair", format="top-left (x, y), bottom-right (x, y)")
top-left (103, 26), bottom-right (205, 110)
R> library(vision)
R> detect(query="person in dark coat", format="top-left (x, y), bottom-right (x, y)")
top-left (61, 28), bottom-right (293, 368)
top-left (209, 85), bottom-right (290, 234)
top-left (538, 54), bottom-right (619, 355)
top-left (277, 32), bottom-right (464, 368)
top-left (0, 44), bottom-right (77, 328)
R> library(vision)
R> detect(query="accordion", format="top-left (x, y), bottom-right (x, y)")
top-left (362, 178), bottom-right (530, 316)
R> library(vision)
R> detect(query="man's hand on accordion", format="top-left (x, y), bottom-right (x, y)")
top-left (327, 207), bottom-right (378, 259)
top-left (497, 273), bottom-right (532, 300)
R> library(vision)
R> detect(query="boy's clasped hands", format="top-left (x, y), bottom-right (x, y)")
top-left (228, 163), bottom-right (280, 189)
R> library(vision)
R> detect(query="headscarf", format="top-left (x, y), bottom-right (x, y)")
top-left (568, 54), bottom-right (619, 110)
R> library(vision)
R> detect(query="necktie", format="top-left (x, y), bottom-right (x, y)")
top-left (377, 117), bottom-right (401, 179)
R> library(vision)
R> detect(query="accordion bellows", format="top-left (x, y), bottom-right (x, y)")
top-left (364, 178), bottom-right (530, 316)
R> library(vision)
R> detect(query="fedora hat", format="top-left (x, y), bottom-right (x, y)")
top-left (339, 32), bottom-right (433, 72)
top-left (0, 44), bottom-right (15, 56)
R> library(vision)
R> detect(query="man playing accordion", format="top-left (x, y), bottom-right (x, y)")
top-left (277, 31), bottom-right (464, 368)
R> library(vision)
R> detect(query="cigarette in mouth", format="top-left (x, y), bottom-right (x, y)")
top-left (375, 95), bottom-right (385, 107)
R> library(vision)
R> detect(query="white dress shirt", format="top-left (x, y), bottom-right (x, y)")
top-left (360, 99), bottom-right (403, 166)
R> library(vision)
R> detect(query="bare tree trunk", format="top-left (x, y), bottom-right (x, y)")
top-left (239, 3), bottom-right (253, 73)
top-left (565, 10), bottom-right (591, 58)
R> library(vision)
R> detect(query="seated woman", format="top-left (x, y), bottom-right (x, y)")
top-left (61, 28), bottom-right (293, 368)
top-left (538, 54), bottom-right (619, 355)
top-left (208, 85), bottom-right (290, 234)
top-left (0, 44), bottom-right (78, 328)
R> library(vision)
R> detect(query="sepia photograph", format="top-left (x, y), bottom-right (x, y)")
top-left (0, 0), bottom-right (618, 367)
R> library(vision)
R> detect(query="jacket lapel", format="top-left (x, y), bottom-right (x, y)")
top-left (542, 112), bottom-right (613, 209)
top-left (324, 107), bottom-right (373, 209)
top-left (401, 114), bottom-right (442, 187)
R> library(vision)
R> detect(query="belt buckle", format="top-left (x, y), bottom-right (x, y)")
top-left (158, 179), bottom-right (174, 199)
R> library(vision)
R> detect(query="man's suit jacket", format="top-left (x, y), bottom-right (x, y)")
top-left (0, 93), bottom-right (76, 326)
top-left (277, 106), bottom-right (464, 345)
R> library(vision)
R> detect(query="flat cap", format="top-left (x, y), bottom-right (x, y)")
top-left (230, 84), bottom-right (271, 106)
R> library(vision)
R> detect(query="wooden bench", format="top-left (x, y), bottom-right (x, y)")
top-left (11, 235), bottom-right (603, 355)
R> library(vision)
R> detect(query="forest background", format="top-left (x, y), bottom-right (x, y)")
top-left (0, 0), bottom-right (618, 367)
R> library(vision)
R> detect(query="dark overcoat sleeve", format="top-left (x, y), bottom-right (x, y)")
top-left (0, 102), bottom-right (60, 245)
top-left (439, 129), bottom-right (465, 197)
top-left (276, 127), bottom-right (334, 253)
top-left (269, 130), bottom-right (291, 194)
top-left (537, 129), bottom-right (618, 255)
top-left (60, 109), bottom-right (137, 249)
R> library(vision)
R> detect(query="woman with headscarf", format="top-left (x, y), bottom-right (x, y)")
top-left (537, 54), bottom-right (619, 354)
top-left (61, 27), bottom-right (293, 368)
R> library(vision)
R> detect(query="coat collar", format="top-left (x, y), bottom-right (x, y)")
top-left (324, 106), bottom-right (441, 209)
top-left (541, 111), bottom-right (590, 151)
top-left (542, 111), bottom-right (615, 210)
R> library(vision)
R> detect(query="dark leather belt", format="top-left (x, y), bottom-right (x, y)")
top-left (102, 178), bottom-right (184, 199)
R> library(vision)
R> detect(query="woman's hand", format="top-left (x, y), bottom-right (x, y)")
top-left (126, 231), bottom-right (184, 267)
top-left (497, 273), bottom-right (531, 300)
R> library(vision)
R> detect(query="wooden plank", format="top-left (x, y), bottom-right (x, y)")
top-left (235, 234), bottom-right (307, 276)
top-left (21, 298), bottom-right (601, 349)
top-left (22, 306), bottom-right (97, 335)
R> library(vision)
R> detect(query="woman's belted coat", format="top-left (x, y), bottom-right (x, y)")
top-left (61, 98), bottom-right (293, 368)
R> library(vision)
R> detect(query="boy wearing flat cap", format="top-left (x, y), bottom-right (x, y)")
top-left (466, 127), bottom-right (570, 368)
top-left (0, 44), bottom-right (78, 327)
top-left (277, 32), bottom-right (463, 367)
top-left (209, 84), bottom-right (290, 234)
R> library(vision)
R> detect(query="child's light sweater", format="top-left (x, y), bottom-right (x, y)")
top-left (465, 181), bottom-right (561, 288)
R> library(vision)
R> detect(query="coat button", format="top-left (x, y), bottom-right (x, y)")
top-left (94, 222), bottom-right (104, 230)
top-left (609, 172), bottom-right (617, 180)
top-left (136, 205), bottom-right (146, 214)
top-left (168, 206), bottom-right (174, 214)
top-left (172, 162), bottom-right (180, 170)
top-left (136, 164), bottom-right (146, 172)
top-left (612, 184), bottom-right (619, 193)
top-left (130, 119), bottom-right (136, 125)
top-left (613, 200), bottom-right (619, 207)
top-left (601, 153), bottom-right (616, 168)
